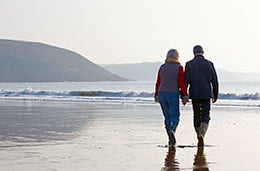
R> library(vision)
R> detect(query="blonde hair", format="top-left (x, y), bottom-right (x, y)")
top-left (165, 49), bottom-right (179, 63)
top-left (165, 57), bottom-right (179, 63)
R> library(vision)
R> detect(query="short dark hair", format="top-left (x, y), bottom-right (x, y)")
top-left (193, 45), bottom-right (203, 54)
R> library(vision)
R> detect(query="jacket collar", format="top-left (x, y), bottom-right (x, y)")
top-left (194, 54), bottom-right (204, 59)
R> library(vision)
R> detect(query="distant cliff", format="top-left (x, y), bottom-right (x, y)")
top-left (0, 39), bottom-right (126, 82)
top-left (102, 62), bottom-right (260, 82)
top-left (101, 62), bottom-right (162, 81)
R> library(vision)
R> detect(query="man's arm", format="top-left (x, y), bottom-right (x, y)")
top-left (210, 62), bottom-right (219, 103)
top-left (184, 63), bottom-right (190, 89)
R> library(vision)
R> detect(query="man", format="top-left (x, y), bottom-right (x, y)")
top-left (184, 45), bottom-right (219, 146)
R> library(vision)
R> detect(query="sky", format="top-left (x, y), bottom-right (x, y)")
top-left (1, 0), bottom-right (260, 73)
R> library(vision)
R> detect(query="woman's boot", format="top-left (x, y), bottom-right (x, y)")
top-left (167, 130), bottom-right (176, 147)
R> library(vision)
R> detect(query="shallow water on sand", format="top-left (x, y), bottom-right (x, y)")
top-left (0, 101), bottom-right (260, 170)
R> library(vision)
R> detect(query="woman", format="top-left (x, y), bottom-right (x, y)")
top-left (155, 49), bottom-right (189, 147)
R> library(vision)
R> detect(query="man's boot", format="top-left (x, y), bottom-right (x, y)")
top-left (195, 127), bottom-right (200, 135)
top-left (200, 122), bottom-right (208, 137)
top-left (197, 122), bottom-right (208, 146)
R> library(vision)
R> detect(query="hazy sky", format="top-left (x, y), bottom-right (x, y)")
top-left (1, 0), bottom-right (260, 73)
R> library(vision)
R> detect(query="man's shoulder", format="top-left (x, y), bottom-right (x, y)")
top-left (207, 60), bottom-right (214, 65)
top-left (200, 56), bottom-right (213, 64)
top-left (185, 58), bottom-right (195, 65)
top-left (202, 58), bottom-right (214, 67)
top-left (185, 56), bottom-right (215, 68)
top-left (196, 56), bottom-right (214, 64)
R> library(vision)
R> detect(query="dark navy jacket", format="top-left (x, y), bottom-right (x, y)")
top-left (184, 55), bottom-right (219, 99)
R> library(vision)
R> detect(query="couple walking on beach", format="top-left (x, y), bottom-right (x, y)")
top-left (155, 45), bottom-right (219, 147)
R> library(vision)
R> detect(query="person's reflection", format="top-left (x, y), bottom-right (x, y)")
top-left (162, 146), bottom-right (180, 171)
top-left (193, 146), bottom-right (209, 171)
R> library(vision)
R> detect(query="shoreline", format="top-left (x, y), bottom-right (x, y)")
top-left (0, 97), bottom-right (260, 108)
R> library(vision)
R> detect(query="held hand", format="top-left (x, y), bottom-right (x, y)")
top-left (212, 98), bottom-right (217, 103)
top-left (182, 99), bottom-right (189, 105)
top-left (154, 96), bottom-right (159, 103)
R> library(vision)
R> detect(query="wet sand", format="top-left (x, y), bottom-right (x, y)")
top-left (0, 101), bottom-right (260, 170)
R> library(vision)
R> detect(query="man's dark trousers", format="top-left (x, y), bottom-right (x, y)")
top-left (191, 99), bottom-right (211, 128)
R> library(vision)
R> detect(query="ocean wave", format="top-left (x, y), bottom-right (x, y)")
top-left (70, 91), bottom-right (260, 100)
top-left (0, 90), bottom-right (259, 107)
top-left (0, 90), bottom-right (260, 100)
top-left (218, 92), bottom-right (260, 100)
top-left (68, 91), bottom-right (153, 97)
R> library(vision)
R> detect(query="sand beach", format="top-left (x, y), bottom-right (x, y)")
top-left (0, 100), bottom-right (260, 171)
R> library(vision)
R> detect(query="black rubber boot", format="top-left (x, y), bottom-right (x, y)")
top-left (197, 122), bottom-right (208, 146)
top-left (167, 130), bottom-right (176, 147)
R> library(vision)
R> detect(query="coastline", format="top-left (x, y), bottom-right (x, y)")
top-left (0, 101), bottom-right (260, 170)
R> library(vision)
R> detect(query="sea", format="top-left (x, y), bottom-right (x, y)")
top-left (0, 81), bottom-right (259, 107)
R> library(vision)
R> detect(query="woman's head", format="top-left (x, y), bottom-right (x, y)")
top-left (165, 49), bottom-right (179, 63)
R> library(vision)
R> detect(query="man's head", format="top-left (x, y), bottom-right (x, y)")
top-left (193, 45), bottom-right (204, 55)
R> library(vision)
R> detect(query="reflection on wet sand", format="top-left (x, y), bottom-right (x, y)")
top-left (161, 146), bottom-right (180, 171)
top-left (161, 146), bottom-right (209, 171)
top-left (0, 102), bottom-right (95, 147)
top-left (193, 146), bottom-right (209, 171)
